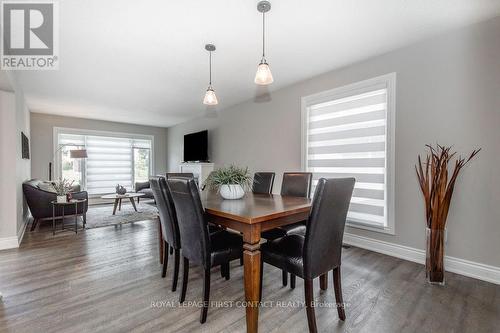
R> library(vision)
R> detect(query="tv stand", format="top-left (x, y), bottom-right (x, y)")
top-left (179, 162), bottom-right (214, 187)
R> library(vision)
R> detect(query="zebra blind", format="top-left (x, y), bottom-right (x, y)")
top-left (85, 136), bottom-right (135, 195)
top-left (58, 132), bottom-right (152, 195)
top-left (303, 76), bottom-right (394, 228)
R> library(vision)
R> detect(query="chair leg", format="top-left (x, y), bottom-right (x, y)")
top-left (290, 274), bottom-right (296, 289)
top-left (161, 241), bottom-right (169, 278)
top-left (30, 218), bottom-right (38, 231)
top-left (179, 257), bottom-right (189, 303)
top-left (220, 264), bottom-right (226, 278)
top-left (333, 267), bottom-right (346, 321)
top-left (172, 249), bottom-right (180, 292)
top-left (223, 262), bottom-right (230, 280)
top-left (200, 268), bottom-right (211, 324)
top-left (304, 278), bottom-right (318, 333)
top-left (320, 273), bottom-right (328, 290)
top-left (282, 269), bottom-right (288, 287)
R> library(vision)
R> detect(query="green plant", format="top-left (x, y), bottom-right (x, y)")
top-left (52, 178), bottom-right (75, 196)
top-left (204, 165), bottom-right (252, 191)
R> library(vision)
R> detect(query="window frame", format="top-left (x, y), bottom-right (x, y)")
top-left (53, 127), bottom-right (154, 196)
top-left (301, 73), bottom-right (396, 235)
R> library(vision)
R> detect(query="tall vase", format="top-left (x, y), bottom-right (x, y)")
top-left (426, 227), bottom-right (446, 285)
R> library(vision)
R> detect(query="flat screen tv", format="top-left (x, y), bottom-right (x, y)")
top-left (184, 130), bottom-right (208, 162)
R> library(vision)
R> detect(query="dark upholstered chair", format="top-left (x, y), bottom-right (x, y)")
top-left (166, 172), bottom-right (194, 179)
top-left (260, 178), bottom-right (355, 332)
top-left (261, 172), bottom-right (313, 285)
top-left (150, 176), bottom-right (182, 292)
top-left (252, 172), bottom-right (275, 194)
top-left (23, 179), bottom-right (88, 231)
top-left (135, 181), bottom-right (155, 202)
top-left (167, 178), bottom-right (243, 323)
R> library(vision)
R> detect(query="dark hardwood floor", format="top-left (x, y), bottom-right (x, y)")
top-left (0, 219), bottom-right (499, 333)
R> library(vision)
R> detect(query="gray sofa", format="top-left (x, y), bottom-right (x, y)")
top-left (23, 179), bottom-right (88, 231)
top-left (135, 181), bottom-right (155, 202)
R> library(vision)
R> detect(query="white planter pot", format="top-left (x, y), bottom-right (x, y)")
top-left (56, 195), bottom-right (67, 203)
top-left (219, 184), bottom-right (245, 200)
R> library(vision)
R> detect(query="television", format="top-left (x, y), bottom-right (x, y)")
top-left (183, 130), bottom-right (208, 162)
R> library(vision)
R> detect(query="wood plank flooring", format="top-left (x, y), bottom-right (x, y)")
top-left (0, 219), bottom-right (499, 333)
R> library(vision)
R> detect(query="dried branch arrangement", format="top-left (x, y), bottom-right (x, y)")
top-left (416, 145), bottom-right (480, 230)
top-left (415, 144), bottom-right (480, 283)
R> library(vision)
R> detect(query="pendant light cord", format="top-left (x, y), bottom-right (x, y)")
top-left (262, 12), bottom-right (266, 59)
top-left (209, 51), bottom-right (212, 86)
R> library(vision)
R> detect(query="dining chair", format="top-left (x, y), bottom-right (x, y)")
top-left (261, 172), bottom-right (313, 286)
top-left (166, 172), bottom-right (195, 179)
top-left (167, 178), bottom-right (243, 323)
top-left (252, 172), bottom-right (275, 194)
top-left (150, 176), bottom-right (182, 292)
top-left (260, 177), bottom-right (355, 333)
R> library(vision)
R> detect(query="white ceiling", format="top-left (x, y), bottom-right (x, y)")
top-left (15, 0), bottom-right (500, 127)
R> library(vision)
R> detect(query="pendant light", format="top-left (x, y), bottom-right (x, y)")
top-left (203, 44), bottom-right (218, 105)
top-left (254, 1), bottom-right (273, 85)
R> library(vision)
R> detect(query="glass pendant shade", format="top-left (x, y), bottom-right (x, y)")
top-left (203, 87), bottom-right (218, 105)
top-left (254, 61), bottom-right (273, 85)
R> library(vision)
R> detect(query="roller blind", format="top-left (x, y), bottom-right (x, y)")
top-left (304, 79), bottom-right (393, 228)
top-left (58, 132), bottom-right (152, 195)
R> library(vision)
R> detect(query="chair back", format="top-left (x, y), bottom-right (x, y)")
top-left (303, 178), bottom-right (355, 279)
top-left (252, 172), bottom-right (275, 194)
top-left (167, 178), bottom-right (211, 269)
top-left (166, 173), bottom-right (195, 180)
top-left (281, 172), bottom-right (313, 198)
top-left (150, 176), bottom-right (181, 249)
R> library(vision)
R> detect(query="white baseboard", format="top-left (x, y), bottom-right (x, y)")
top-left (17, 220), bottom-right (27, 246)
top-left (0, 236), bottom-right (19, 250)
top-left (344, 233), bottom-right (500, 285)
top-left (0, 221), bottom-right (28, 251)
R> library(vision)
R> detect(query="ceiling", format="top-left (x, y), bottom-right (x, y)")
top-left (14, 0), bottom-right (500, 127)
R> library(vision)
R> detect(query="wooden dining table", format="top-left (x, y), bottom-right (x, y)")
top-left (157, 191), bottom-right (311, 333)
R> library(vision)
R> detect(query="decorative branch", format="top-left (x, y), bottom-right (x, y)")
top-left (415, 145), bottom-right (480, 230)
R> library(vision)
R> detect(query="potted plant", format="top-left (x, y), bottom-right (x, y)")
top-left (415, 145), bottom-right (480, 285)
top-left (52, 178), bottom-right (75, 203)
top-left (204, 165), bottom-right (252, 200)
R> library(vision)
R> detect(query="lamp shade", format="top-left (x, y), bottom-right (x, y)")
top-left (254, 62), bottom-right (273, 85)
top-left (203, 87), bottom-right (218, 105)
top-left (70, 149), bottom-right (88, 158)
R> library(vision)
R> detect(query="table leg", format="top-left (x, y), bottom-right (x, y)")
top-left (112, 199), bottom-right (119, 215)
top-left (52, 204), bottom-right (55, 236)
top-left (119, 198), bottom-right (122, 211)
top-left (62, 206), bottom-right (65, 231)
top-left (243, 226), bottom-right (261, 333)
top-left (158, 218), bottom-right (164, 264)
top-left (129, 197), bottom-right (138, 212)
top-left (75, 202), bottom-right (78, 234)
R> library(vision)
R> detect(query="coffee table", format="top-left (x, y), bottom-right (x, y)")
top-left (101, 193), bottom-right (145, 215)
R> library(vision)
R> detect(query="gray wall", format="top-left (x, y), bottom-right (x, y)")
top-left (167, 17), bottom-right (500, 267)
top-left (30, 113), bottom-right (168, 180)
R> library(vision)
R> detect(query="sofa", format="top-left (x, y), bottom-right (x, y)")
top-left (135, 181), bottom-right (155, 202)
top-left (23, 179), bottom-right (88, 231)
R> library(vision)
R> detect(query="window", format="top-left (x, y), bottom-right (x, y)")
top-left (55, 128), bottom-right (153, 196)
top-left (301, 73), bottom-right (395, 234)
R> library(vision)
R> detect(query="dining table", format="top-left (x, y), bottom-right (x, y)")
top-left (158, 191), bottom-right (312, 333)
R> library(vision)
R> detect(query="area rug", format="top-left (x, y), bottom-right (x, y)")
top-left (85, 201), bottom-right (158, 229)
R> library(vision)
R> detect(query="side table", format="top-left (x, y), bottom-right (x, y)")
top-left (51, 199), bottom-right (87, 235)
